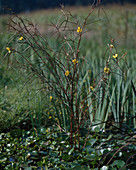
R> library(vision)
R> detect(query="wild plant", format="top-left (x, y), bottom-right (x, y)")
top-left (4, 3), bottom-right (127, 151)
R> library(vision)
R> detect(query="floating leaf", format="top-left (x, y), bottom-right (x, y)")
top-left (85, 154), bottom-right (96, 160)
top-left (37, 161), bottom-right (43, 166)
top-left (111, 160), bottom-right (125, 169)
top-left (88, 138), bottom-right (97, 146)
top-left (68, 148), bottom-right (74, 155)
top-left (100, 166), bottom-right (108, 170)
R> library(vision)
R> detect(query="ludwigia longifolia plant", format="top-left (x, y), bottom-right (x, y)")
top-left (5, 3), bottom-right (127, 151)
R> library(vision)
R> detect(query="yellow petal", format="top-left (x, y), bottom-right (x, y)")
top-left (104, 67), bottom-right (110, 73)
top-left (6, 47), bottom-right (11, 53)
top-left (19, 37), bottom-right (24, 40)
top-left (72, 59), bottom-right (78, 64)
top-left (113, 53), bottom-right (118, 58)
top-left (90, 86), bottom-right (94, 90)
top-left (65, 70), bottom-right (70, 76)
top-left (110, 44), bottom-right (114, 48)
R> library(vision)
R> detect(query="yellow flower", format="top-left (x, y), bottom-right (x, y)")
top-left (60, 112), bottom-right (62, 115)
top-left (50, 96), bottom-right (53, 100)
top-left (19, 36), bottom-right (24, 40)
top-left (110, 44), bottom-right (114, 48)
top-left (6, 47), bottom-right (11, 53)
top-left (49, 116), bottom-right (52, 119)
top-left (77, 27), bottom-right (82, 33)
top-left (72, 59), bottom-right (78, 65)
top-left (113, 53), bottom-right (118, 58)
top-left (65, 70), bottom-right (70, 76)
top-left (90, 86), bottom-right (94, 91)
top-left (83, 80), bottom-right (86, 83)
top-left (104, 67), bottom-right (110, 74)
top-left (46, 129), bottom-right (48, 132)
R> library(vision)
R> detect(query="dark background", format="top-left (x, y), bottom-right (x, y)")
top-left (0, 0), bottom-right (136, 14)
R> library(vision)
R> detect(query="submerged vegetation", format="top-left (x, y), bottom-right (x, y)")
top-left (0, 4), bottom-right (136, 169)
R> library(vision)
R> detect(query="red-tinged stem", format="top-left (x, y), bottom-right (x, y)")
top-left (70, 83), bottom-right (74, 149)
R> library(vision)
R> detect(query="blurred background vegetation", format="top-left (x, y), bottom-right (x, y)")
top-left (0, 1), bottom-right (135, 133)
top-left (0, 0), bottom-right (136, 14)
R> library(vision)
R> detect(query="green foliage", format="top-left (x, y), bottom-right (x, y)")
top-left (0, 127), bottom-right (136, 169)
